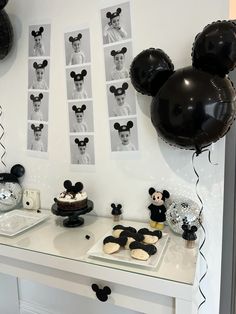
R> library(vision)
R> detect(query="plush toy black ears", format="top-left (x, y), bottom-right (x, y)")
top-left (148, 187), bottom-right (156, 196)
top-left (162, 190), bottom-right (170, 199)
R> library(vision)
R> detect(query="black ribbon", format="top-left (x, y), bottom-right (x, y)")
top-left (0, 106), bottom-right (6, 168)
top-left (192, 148), bottom-right (218, 311)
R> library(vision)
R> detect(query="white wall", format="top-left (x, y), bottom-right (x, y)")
top-left (0, 0), bottom-right (229, 313)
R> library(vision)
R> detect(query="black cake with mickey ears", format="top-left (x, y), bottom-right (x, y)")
top-left (54, 180), bottom-right (88, 210)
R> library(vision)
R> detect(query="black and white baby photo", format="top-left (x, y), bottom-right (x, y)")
top-left (107, 79), bottom-right (136, 117)
top-left (69, 100), bottom-right (94, 133)
top-left (28, 24), bottom-right (51, 57)
top-left (64, 28), bottom-right (91, 66)
top-left (28, 58), bottom-right (50, 90)
top-left (70, 135), bottom-right (95, 165)
top-left (110, 117), bottom-right (138, 152)
top-left (101, 2), bottom-right (132, 45)
top-left (27, 122), bottom-right (48, 152)
top-left (27, 91), bottom-right (49, 122)
top-left (104, 41), bottom-right (133, 82)
top-left (66, 64), bottom-right (92, 100)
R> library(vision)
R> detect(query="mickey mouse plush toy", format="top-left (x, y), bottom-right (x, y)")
top-left (148, 188), bottom-right (170, 230)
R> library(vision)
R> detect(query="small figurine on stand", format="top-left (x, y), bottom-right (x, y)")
top-left (181, 217), bottom-right (198, 248)
top-left (111, 203), bottom-right (122, 221)
top-left (147, 188), bottom-right (170, 230)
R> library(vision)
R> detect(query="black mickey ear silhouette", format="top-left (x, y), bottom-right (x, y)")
top-left (42, 60), bottom-right (48, 67)
top-left (109, 86), bottom-right (116, 94)
top-left (81, 69), bottom-right (87, 77)
top-left (77, 33), bottom-right (82, 40)
top-left (111, 203), bottom-right (116, 209)
top-left (31, 30), bottom-right (36, 37)
top-left (33, 62), bottom-right (38, 69)
top-left (38, 93), bottom-right (43, 100)
top-left (30, 94), bottom-right (35, 101)
top-left (149, 187), bottom-right (155, 196)
top-left (69, 36), bottom-right (74, 42)
top-left (72, 105), bottom-right (77, 112)
top-left (114, 122), bottom-right (120, 130)
top-left (117, 204), bottom-right (122, 209)
top-left (191, 226), bottom-right (198, 232)
top-left (106, 11), bottom-right (112, 19)
top-left (70, 71), bottom-right (76, 78)
top-left (122, 82), bottom-right (128, 90)
top-left (103, 286), bottom-right (111, 295)
top-left (111, 50), bottom-right (116, 57)
top-left (39, 124), bottom-right (44, 130)
top-left (116, 8), bottom-right (121, 15)
top-left (127, 121), bottom-right (133, 129)
top-left (84, 137), bottom-right (89, 144)
top-left (91, 284), bottom-right (99, 293)
top-left (120, 47), bottom-right (127, 54)
top-left (64, 180), bottom-right (72, 190)
top-left (31, 124), bottom-right (35, 130)
top-left (81, 104), bottom-right (86, 111)
top-left (75, 138), bottom-right (79, 144)
top-left (39, 26), bottom-right (44, 34)
top-left (75, 182), bottom-right (83, 192)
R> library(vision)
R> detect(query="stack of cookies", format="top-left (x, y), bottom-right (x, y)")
top-left (103, 225), bottom-right (162, 261)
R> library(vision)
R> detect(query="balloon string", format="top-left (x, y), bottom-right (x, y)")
top-left (0, 106), bottom-right (6, 168)
top-left (192, 148), bottom-right (217, 312)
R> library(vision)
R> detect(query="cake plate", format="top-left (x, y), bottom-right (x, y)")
top-left (51, 200), bottom-right (94, 228)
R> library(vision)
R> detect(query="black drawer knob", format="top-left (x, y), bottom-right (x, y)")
top-left (91, 283), bottom-right (111, 302)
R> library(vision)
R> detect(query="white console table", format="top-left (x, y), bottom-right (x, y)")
top-left (0, 210), bottom-right (198, 314)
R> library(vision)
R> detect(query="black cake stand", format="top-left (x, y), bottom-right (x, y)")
top-left (51, 200), bottom-right (94, 228)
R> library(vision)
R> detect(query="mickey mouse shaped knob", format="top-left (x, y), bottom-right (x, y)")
top-left (111, 203), bottom-right (122, 221)
top-left (91, 284), bottom-right (111, 302)
top-left (0, 0), bottom-right (14, 60)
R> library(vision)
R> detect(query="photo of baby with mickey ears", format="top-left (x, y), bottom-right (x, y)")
top-left (69, 100), bottom-right (94, 133)
top-left (110, 117), bottom-right (138, 152)
top-left (64, 28), bottom-right (91, 66)
top-left (28, 24), bottom-right (51, 57)
top-left (27, 123), bottom-right (48, 152)
top-left (101, 2), bottom-right (132, 45)
top-left (28, 59), bottom-right (50, 90)
top-left (28, 91), bottom-right (49, 122)
top-left (66, 64), bottom-right (92, 100)
top-left (107, 80), bottom-right (136, 117)
top-left (70, 135), bottom-right (95, 165)
top-left (104, 41), bottom-right (133, 82)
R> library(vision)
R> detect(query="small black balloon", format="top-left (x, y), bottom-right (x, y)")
top-left (11, 164), bottom-right (25, 178)
top-left (192, 20), bottom-right (236, 77)
top-left (0, 0), bottom-right (13, 60)
top-left (130, 48), bottom-right (174, 96)
top-left (151, 66), bottom-right (236, 151)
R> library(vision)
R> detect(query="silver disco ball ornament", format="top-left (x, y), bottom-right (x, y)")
top-left (166, 195), bottom-right (201, 235)
top-left (0, 164), bottom-right (25, 213)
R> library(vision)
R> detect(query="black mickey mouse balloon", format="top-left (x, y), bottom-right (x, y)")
top-left (0, 0), bottom-right (13, 60)
top-left (130, 20), bottom-right (236, 154)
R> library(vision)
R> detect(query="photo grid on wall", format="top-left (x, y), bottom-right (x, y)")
top-left (100, 0), bottom-right (139, 153)
top-left (27, 24), bottom-right (51, 154)
top-left (64, 27), bottom-right (95, 165)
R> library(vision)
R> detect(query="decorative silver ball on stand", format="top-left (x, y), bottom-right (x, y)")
top-left (166, 195), bottom-right (201, 235)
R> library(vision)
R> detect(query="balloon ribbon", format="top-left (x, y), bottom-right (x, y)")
top-left (192, 148), bottom-right (218, 312)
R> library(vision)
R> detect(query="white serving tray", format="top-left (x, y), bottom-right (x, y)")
top-left (0, 210), bottom-right (49, 237)
top-left (87, 230), bottom-right (169, 269)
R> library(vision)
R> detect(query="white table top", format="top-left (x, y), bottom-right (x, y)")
top-left (0, 209), bottom-right (198, 285)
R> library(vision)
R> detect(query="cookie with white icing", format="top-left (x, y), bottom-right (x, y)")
top-left (103, 236), bottom-right (127, 254)
top-left (112, 225), bottom-right (137, 238)
top-left (129, 241), bottom-right (157, 261)
top-left (120, 230), bottom-right (144, 249)
top-left (138, 228), bottom-right (162, 244)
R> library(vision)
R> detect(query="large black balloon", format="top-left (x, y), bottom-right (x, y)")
top-left (192, 21), bottom-right (236, 77)
top-left (151, 66), bottom-right (236, 152)
top-left (130, 48), bottom-right (174, 96)
top-left (0, 0), bottom-right (13, 60)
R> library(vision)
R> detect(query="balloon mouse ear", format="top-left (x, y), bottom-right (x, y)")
top-left (192, 20), bottom-right (236, 77)
top-left (130, 48), bottom-right (174, 96)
